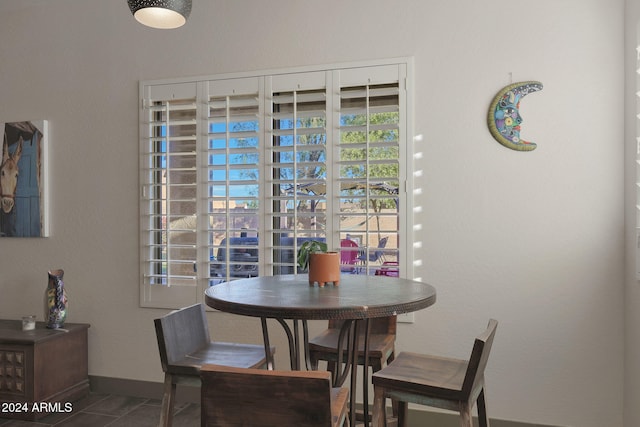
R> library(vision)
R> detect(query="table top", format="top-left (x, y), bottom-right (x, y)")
top-left (205, 274), bottom-right (436, 320)
top-left (0, 320), bottom-right (90, 344)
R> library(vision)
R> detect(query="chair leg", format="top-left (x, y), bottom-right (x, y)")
top-left (159, 373), bottom-right (176, 427)
top-left (327, 360), bottom-right (338, 379)
top-left (382, 352), bottom-right (399, 418)
top-left (310, 354), bottom-right (319, 370)
top-left (343, 410), bottom-right (351, 427)
top-left (371, 386), bottom-right (386, 427)
top-left (459, 402), bottom-right (473, 427)
top-left (397, 401), bottom-right (408, 427)
top-left (477, 388), bottom-right (490, 427)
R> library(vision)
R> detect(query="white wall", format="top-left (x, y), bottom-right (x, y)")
top-left (625, 2), bottom-right (640, 427)
top-left (0, 1), bottom-right (625, 426)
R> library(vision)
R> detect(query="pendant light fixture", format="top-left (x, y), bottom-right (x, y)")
top-left (127, 0), bottom-right (192, 29)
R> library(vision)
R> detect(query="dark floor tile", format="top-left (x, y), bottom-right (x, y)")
top-left (0, 421), bottom-right (51, 427)
top-left (173, 403), bottom-right (200, 427)
top-left (68, 394), bottom-right (111, 412)
top-left (53, 412), bottom-right (117, 427)
top-left (0, 394), bottom-right (200, 427)
top-left (102, 404), bottom-right (160, 427)
top-left (141, 398), bottom-right (162, 407)
top-left (82, 395), bottom-right (147, 417)
top-left (21, 411), bottom-right (72, 426)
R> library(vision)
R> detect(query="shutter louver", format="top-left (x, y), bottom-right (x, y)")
top-left (207, 79), bottom-right (262, 284)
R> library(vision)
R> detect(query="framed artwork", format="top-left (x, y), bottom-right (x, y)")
top-left (0, 120), bottom-right (49, 237)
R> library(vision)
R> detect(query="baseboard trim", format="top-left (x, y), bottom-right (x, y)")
top-left (89, 375), bottom-right (200, 403)
top-left (89, 376), bottom-right (563, 427)
top-left (408, 408), bottom-right (564, 427)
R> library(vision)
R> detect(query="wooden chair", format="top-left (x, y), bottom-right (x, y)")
top-left (309, 240), bottom-right (398, 375)
top-left (201, 364), bottom-right (349, 427)
top-left (308, 317), bottom-right (397, 424)
top-left (371, 319), bottom-right (498, 427)
top-left (154, 303), bottom-right (275, 427)
top-left (308, 317), bottom-right (397, 375)
top-left (310, 239), bottom-right (395, 393)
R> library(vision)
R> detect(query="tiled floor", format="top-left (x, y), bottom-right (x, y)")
top-left (0, 394), bottom-right (200, 427)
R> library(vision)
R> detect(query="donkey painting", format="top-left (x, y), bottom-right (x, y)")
top-left (0, 136), bottom-right (23, 236)
top-left (0, 121), bottom-right (46, 237)
top-left (1, 136), bottom-right (23, 214)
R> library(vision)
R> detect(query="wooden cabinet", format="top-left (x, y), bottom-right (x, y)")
top-left (0, 320), bottom-right (90, 420)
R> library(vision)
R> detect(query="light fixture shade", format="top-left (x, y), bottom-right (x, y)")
top-left (127, 0), bottom-right (192, 29)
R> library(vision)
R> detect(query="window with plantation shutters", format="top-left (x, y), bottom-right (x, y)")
top-left (139, 60), bottom-right (413, 308)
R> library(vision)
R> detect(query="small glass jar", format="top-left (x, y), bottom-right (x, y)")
top-left (22, 315), bottom-right (36, 331)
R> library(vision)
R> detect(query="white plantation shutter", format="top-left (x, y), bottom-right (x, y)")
top-left (140, 82), bottom-right (200, 307)
top-left (335, 65), bottom-right (405, 275)
top-left (266, 72), bottom-right (331, 274)
top-left (207, 78), bottom-right (262, 283)
top-left (139, 60), bottom-right (412, 308)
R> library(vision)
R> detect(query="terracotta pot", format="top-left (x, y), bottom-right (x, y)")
top-left (308, 252), bottom-right (340, 287)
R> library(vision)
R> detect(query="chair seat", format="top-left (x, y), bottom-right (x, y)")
top-left (371, 351), bottom-right (469, 400)
top-left (371, 319), bottom-right (498, 427)
top-left (309, 328), bottom-right (395, 363)
top-left (167, 341), bottom-right (273, 376)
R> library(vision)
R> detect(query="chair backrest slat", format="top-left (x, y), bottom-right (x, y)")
top-left (201, 365), bottom-right (334, 427)
top-left (462, 319), bottom-right (498, 395)
top-left (327, 316), bottom-right (396, 335)
top-left (154, 303), bottom-right (211, 370)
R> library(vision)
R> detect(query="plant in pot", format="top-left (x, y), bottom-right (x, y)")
top-left (297, 240), bottom-right (341, 287)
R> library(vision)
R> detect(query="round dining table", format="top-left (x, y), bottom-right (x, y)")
top-left (205, 274), bottom-right (436, 426)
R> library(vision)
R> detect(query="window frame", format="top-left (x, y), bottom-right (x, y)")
top-left (138, 58), bottom-right (415, 308)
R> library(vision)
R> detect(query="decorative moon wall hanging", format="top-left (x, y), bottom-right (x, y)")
top-left (487, 81), bottom-right (543, 151)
